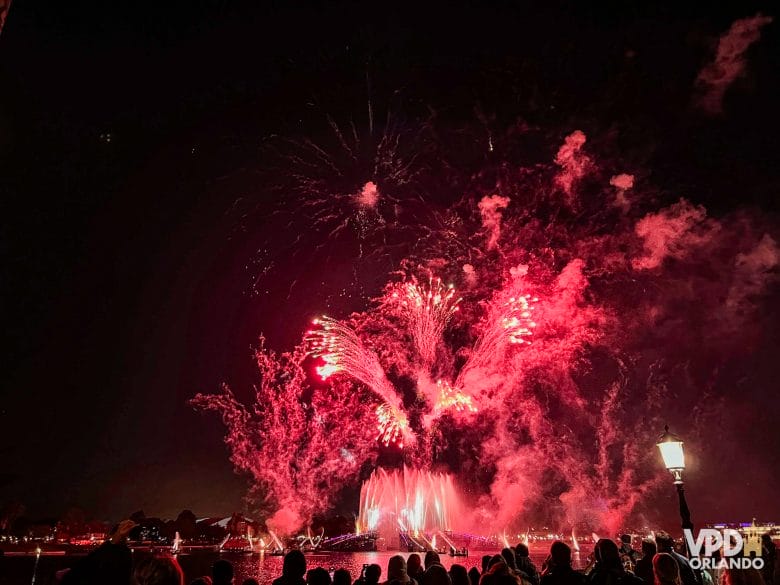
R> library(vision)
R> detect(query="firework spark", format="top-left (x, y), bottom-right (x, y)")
top-left (385, 276), bottom-right (461, 367)
top-left (305, 315), bottom-right (410, 446)
top-left (455, 291), bottom-right (537, 397)
top-left (376, 403), bottom-right (409, 447)
top-left (502, 295), bottom-right (537, 344)
top-left (434, 379), bottom-right (477, 413)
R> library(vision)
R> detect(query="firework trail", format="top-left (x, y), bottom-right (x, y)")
top-left (433, 379), bottom-right (476, 414)
top-left (305, 316), bottom-right (410, 446)
top-left (305, 316), bottom-right (394, 395)
top-left (479, 195), bottom-right (511, 251)
top-left (454, 289), bottom-right (537, 403)
top-left (383, 275), bottom-right (461, 368)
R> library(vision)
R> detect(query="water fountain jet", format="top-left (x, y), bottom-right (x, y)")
top-left (356, 467), bottom-right (465, 546)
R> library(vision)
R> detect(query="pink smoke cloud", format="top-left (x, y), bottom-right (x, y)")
top-left (726, 233), bottom-right (780, 313)
top-left (478, 194), bottom-right (511, 250)
top-left (266, 506), bottom-right (303, 536)
top-left (610, 173), bottom-right (635, 212)
top-left (555, 130), bottom-right (591, 202)
top-left (632, 199), bottom-right (718, 270)
top-left (695, 14), bottom-right (774, 114)
top-left (356, 181), bottom-right (380, 208)
top-left (510, 264), bottom-right (529, 279)
top-left (610, 174), bottom-right (634, 191)
top-left (462, 263), bottom-right (477, 287)
top-left (191, 341), bottom-right (378, 534)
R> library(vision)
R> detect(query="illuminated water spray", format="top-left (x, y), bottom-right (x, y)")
top-left (356, 467), bottom-right (464, 544)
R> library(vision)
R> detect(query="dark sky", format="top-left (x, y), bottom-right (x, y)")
top-left (1, 1), bottom-right (778, 522)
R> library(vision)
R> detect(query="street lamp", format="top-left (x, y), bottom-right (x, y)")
top-left (656, 425), bottom-right (694, 539)
top-left (657, 425), bottom-right (685, 484)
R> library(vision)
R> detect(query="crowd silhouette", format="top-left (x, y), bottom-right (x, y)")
top-left (53, 524), bottom-right (778, 585)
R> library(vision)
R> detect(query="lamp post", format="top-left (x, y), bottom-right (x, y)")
top-left (656, 425), bottom-right (693, 551)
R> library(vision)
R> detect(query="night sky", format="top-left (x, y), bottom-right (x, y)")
top-left (1, 1), bottom-right (779, 523)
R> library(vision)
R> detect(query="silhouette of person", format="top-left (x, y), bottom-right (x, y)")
top-left (212, 560), bottom-right (235, 585)
top-left (654, 533), bottom-right (698, 585)
top-left (541, 541), bottom-right (586, 585)
top-left (634, 540), bottom-right (656, 585)
top-left (273, 550), bottom-right (308, 585)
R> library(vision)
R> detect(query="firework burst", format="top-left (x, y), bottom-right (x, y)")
top-left (195, 112), bottom-right (779, 536)
top-left (384, 275), bottom-right (462, 367)
top-left (305, 315), bottom-right (411, 446)
top-left (433, 379), bottom-right (477, 413)
top-left (375, 403), bottom-right (410, 448)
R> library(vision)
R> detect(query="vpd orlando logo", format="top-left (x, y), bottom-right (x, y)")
top-left (683, 526), bottom-right (764, 570)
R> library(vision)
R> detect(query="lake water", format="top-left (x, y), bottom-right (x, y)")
top-left (1, 545), bottom-right (583, 585)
